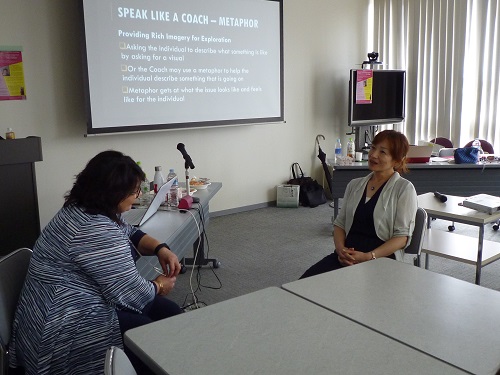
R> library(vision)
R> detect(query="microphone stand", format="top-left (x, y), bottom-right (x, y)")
top-left (184, 161), bottom-right (190, 197)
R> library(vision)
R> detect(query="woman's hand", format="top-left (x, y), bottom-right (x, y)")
top-left (154, 274), bottom-right (176, 296)
top-left (337, 248), bottom-right (371, 266)
top-left (157, 247), bottom-right (181, 277)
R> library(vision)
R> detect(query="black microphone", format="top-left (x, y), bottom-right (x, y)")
top-left (177, 143), bottom-right (195, 169)
top-left (434, 191), bottom-right (448, 203)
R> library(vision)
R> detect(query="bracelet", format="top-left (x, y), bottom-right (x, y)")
top-left (371, 252), bottom-right (376, 260)
top-left (157, 280), bottom-right (164, 295)
top-left (154, 243), bottom-right (168, 256)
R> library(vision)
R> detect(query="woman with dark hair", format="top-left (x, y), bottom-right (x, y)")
top-left (301, 130), bottom-right (417, 278)
top-left (9, 150), bottom-right (182, 374)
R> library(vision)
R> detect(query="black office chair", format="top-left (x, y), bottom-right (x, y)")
top-left (463, 139), bottom-right (494, 154)
top-left (0, 248), bottom-right (32, 375)
top-left (402, 208), bottom-right (428, 267)
top-left (430, 137), bottom-right (453, 149)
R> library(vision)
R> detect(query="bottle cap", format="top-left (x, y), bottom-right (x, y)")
top-left (155, 166), bottom-right (162, 171)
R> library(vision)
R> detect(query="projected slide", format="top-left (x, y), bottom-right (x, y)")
top-left (81, 0), bottom-right (283, 134)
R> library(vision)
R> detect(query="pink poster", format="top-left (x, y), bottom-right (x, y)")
top-left (355, 69), bottom-right (373, 104)
top-left (0, 50), bottom-right (26, 101)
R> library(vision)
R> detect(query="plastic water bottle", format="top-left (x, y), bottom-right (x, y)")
top-left (334, 138), bottom-right (342, 163)
top-left (153, 166), bottom-right (165, 194)
top-left (472, 138), bottom-right (482, 153)
top-left (137, 162), bottom-right (151, 206)
top-left (347, 137), bottom-right (355, 159)
top-left (166, 169), bottom-right (179, 207)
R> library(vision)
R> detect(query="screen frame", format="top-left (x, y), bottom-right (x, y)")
top-left (79, 0), bottom-right (284, 136)
top-left (348, 69), bottom-right (406, 127)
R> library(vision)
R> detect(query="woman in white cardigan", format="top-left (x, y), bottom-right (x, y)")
top-left (301, 130), bottom-right (417, 279)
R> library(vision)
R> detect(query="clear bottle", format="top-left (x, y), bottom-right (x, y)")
top-left (472, 138), bottom-right (483, 153)
top-left (166, 169), bottom-right (179, 208)
top-left (137, 162), bottom-right (151, 206)
top-left (6, 128), bottom-right (15, 139)
top-left (347, 137), bottom-right (355, 159)
top-left (153, 166), bottom-right (165, 194)
top-left (334, 138), bottom-right (342, 163)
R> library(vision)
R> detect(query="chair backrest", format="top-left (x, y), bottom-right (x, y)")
top-left (438, 148), bottom-right (456, 157)
top-left (104, 346), bottom-right (137, 375)
top-left (463, 139), bottom-right (495, 154)
top-left (405, 207), bottom-right (428, 256)
top-left (0, 248), bottom-right (32, 374)
top-left (430, 137), bottom-right (453, 148)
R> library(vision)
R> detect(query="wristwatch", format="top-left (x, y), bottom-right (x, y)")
top-left (154, 243), bottom-right (169, 255)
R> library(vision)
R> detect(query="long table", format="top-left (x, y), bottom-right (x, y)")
top-left (328, 160), bottom-right (500, 218)
top-left (282, 258), bottom-right (500, 375)
top-left (417, 192), bottom-right (500, 284)
top-left (124, 286), bottom-right (466, 374)
top-left (136, 182), bottom-right (221, 279)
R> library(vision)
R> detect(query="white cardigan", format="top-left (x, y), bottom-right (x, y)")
top-left (334, 172), bottom-right (417, 253)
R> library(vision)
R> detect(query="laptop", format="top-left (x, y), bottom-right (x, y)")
top-left (406, 145), bottom-right (433, 163)
top-left (121, 177), bottom-right (177, 226)
top-left (418, 140), bottom-right (443, 156)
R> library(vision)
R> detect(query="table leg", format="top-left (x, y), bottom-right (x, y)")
top-left (475, 226), bottom-right (484, 285)
top-left (182, 233), bottom-right (221, 269)
top-left (333, 198), bottom-right (339, 218)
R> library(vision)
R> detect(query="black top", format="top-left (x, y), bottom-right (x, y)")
top-left (345, 182), bottom-right (386, 254)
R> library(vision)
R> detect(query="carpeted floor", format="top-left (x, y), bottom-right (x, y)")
top-left (167, 202), bottom-right (500, 309)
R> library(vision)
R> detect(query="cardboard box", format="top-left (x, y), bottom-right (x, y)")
top-left (277, 185), bottom-right (299, 208)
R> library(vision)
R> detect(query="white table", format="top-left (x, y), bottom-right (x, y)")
top-left (418, 192), bottom-right (500, 284)
top-left (124, 287), bottom-right (466, 374)
top-left (282, 258), bottom-right (500, 375)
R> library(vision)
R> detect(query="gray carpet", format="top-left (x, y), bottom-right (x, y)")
top-left (168, 203), bottom-right (500, 309)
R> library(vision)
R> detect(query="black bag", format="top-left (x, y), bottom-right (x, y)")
top-left (454, 147), bottom-right (479, 164)
top-left (287, 163), bottom-right (327, 208)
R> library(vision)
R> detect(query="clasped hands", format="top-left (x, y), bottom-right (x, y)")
top-left (154, 247), bottom-right (181, 296)
top-left (337, 247), bottom-right (371, 266)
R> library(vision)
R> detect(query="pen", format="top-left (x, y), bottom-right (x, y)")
top-left (153, 267), bottom-right (167, 277)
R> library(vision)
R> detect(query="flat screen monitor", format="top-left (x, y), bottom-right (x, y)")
top-left (80, 0), bottom-right (284, 135)
top-left (348, 69), bottom-right (406, 127)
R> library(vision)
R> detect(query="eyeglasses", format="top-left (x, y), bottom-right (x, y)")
top-left (132, 187), bottom-right (142, 198)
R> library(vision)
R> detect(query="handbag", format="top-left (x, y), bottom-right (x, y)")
top-left (287, 163), bottom-right (327, 208)
top-left (454, 147), bottom-right (479, 164)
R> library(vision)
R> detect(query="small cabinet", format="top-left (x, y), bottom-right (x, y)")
top-left (0, 137), bottom-right (43, 256)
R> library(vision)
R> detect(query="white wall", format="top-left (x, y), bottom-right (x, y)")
top-left (0, 0), bottom-right (368, 228)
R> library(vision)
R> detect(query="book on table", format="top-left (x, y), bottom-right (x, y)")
top-left (462, 194), bottom-right (500, 214)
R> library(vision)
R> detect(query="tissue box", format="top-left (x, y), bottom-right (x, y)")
top-left (277, 185), bottom-right (299, 208)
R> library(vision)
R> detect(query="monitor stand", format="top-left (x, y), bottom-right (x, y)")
top-left (353, 126), bottom-right (376, 152)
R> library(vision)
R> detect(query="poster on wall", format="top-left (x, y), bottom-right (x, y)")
top-left (355, 69), bottom-right (373, 104)
top-left (0, 47), bottom-right (26, 101)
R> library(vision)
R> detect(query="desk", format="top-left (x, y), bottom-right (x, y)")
top-left (418, 192), bottom-right (500, 284)
top-left (124, 287), bottom-right (465, 374)
top-left (282, 258), bottom-right (500, 375)
top-left (136, 182), bottom-right (221, 279)
top-left (328, 160), bottom-right (500, 218)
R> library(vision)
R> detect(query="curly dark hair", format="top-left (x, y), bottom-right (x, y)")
top-left (64, 150), bottom-right (145, 223)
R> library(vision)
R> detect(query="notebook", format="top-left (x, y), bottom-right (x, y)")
top-left (406, 145), bottom-right (433, 163)
top-left (121, 177), bottom-right (177, 226)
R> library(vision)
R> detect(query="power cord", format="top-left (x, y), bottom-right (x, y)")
top-left (183, 209), bottom-right (202, 309)
top-left (179, 204), bottom-right (222, 311)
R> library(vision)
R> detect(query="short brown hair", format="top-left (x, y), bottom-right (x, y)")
top-left (372, 130), bottom-right (410, 173)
